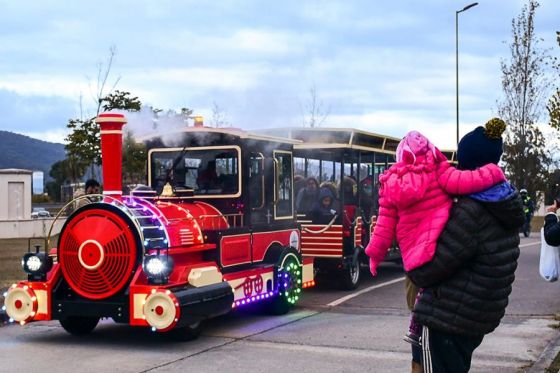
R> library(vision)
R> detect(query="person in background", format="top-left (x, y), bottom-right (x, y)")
top-left (319, 181), bottom-right (338, 203)
top-left (73, 179), bottom-right (100, 210)
top-left (519, 189), bottom-right (534, 237)
top-left (85, 179), bottom-right (100, 195)
top-left (296, 177), bottom-right (320, 216)
top-left (543, 195), bottom-right (560, 246)
top-left (310, 187), bottom-right (340, 224)
top-left (293, 175), bottom-right (306, 201)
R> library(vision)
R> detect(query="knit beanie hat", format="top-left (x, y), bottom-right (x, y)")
top-left (457, 118), bottom-right (506, 170)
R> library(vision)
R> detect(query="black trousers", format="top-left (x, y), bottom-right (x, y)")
top-left (421, 327), bottom-right (484, 373)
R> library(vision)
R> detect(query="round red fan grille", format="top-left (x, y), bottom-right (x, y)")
top-left (59, 208), bottom-right (138, 300)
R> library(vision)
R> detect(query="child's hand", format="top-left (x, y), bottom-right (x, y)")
top-left (369, 258), bottom-right (378, 276)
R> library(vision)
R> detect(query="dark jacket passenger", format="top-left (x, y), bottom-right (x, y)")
top-left (296, 178), bottom-right (319, 215)
top-left (311, 187), bottom-right (340, 224)
top-left (407, 183), bottom-right (524, 337)
top-left (544, 212), bottom-right (560, 246)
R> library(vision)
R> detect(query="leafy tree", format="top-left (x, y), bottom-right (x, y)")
top-left (46, 157), bottom-right (87, 201)
top-left (548, 32), bottom-right (560, 129)
top-left (122, 130), bottom-right (147, 186)
top-left (497, 0), bottom-right (551, 201)
top-left (102, 90), bottom-right (142, 112)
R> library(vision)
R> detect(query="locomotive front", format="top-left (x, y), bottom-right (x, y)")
top-left (3, 113), bottom-right (235, 339)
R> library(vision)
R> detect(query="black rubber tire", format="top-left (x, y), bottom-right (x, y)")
top-left (59, 316), bottom-right (99, 336)
top-left (340, 250), bottom-right (361, 290)
top-left (169, 322), bottom-right (202, 342)
top-left (264, 247), bottom-right (303, 315)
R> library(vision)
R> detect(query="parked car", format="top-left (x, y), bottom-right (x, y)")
top-left (31, 207), bottom-right (51, 219)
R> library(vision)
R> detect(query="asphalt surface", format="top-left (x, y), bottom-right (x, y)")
top-left (0, 235), bottom-right (559, 373)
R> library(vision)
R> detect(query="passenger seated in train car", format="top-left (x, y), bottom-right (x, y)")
top-left (196, 160), bottom-right (220, 191)
top-left (319, 181), bottom-right (338, 202)
top-left (339, 176), bottom-right (358, 205)
top-left (294, 175), bottom-right (306, 201)
top-left (310, 187), bottom-right (340, 224)
top-left (296, 177), bottom-right (319, 215)
top-left (359, 176), bottom-right (379, 218)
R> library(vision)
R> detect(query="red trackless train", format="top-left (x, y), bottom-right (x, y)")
top-left (3, 113), bottom-right (314, 340)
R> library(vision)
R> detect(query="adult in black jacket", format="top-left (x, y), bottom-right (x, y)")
top-left (407, 119), bottom-right (524, 372)
top-left (544, 200), bottom-right (560, 245)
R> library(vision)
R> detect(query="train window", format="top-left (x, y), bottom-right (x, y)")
top-left (149, 146), bottom-right (241, 197)
top-left (274, 151), bottom-right (293, 219)
top-left (249, 153), bottom-right (264, 210)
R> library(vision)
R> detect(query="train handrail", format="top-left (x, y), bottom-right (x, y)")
top-left (46, 194), bottom-right (145, 254)
top-left (197, 213), bottom-right (244, 229)
top-left (301, 215), bottom-right (338, 234)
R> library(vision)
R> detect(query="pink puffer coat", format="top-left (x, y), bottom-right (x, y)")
top-left (365, 138), bottom-right (506, 275)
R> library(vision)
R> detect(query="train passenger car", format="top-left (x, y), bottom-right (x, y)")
top-left (3, 114), bottom-right (314, 340)
top-left (256, 128), bottom-right (399, 289)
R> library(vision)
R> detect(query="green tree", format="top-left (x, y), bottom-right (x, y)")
top-left (548, 32), bottom-right (560, 129)
top-left (498, 0), bottom-right (551, 201)
top-left (122, 130), bottom-right (147, 186)
top-left (46, 157), bottom-right (87, 201)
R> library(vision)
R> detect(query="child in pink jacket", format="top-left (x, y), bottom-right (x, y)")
top-left (365, 128), bottom-right (506, 344)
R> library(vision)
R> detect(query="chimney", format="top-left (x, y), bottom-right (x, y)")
top-left (94, 113), bottom-right (127, 198)
top-left (193, 116), bottom-right (204, 127)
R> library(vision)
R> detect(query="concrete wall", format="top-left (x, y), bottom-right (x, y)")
top-left (0, 218), bottom-right (65, 239)
top-left (0, 170), bottom-right (32, 220)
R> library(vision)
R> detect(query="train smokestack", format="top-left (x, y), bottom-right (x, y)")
top-left (94, 113), bottom-right (127, 198)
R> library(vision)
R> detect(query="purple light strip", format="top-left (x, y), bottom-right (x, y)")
top-left (233, 291), bottom-right (278, 308)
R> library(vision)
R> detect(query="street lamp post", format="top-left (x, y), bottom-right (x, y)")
top-left (456, 2), bottom-right (478, 145)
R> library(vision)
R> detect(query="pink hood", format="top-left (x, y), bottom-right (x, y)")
top-left (365, 132), bottom-right (506, 274)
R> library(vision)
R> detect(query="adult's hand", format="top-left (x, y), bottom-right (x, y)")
top-left (546, 200), bottom-right (558, 214)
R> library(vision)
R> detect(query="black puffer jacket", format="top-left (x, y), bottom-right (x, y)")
top-left (408, 193), bottom-right (524, 337)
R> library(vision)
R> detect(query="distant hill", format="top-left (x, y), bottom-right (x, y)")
top-left (0, 131), bottom-right (66, 178)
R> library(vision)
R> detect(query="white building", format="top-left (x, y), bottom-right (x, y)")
top-left (0, 168), bottom-right (32, 220)
top-left (0, 168), bottom-right (64, 239)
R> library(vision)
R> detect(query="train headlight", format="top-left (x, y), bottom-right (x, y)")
top-left (142, 255), bottom-right (173, 284)
top-left (22, 252), bottom-right (53, 280)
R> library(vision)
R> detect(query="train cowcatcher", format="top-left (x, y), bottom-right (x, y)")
top-left (3, 113), bottom-right (315, 340)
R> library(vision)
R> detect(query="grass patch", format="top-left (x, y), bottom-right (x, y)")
top-left (0, 238), bottom-right (32, 289)
top-left (546, 350), bottom-right (560, 373)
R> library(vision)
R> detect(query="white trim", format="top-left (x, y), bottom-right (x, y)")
top-left (103, 191), bottom-right (122, 195)
top-left (100, 130), bottom-right (123, 135)
top-left (78, 239), bottom-right (105, 270)
top-left (95, 116), bottom-right (127, 124)
top-left (422, 326), bottom-right (432, 373)
top-left (326, 277), bottom-right (405, 307)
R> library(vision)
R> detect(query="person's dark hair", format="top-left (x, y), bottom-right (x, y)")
top-left (306, 177), bottom-right (319, 189)
top-left (85, 179), bottom-right (100, 189)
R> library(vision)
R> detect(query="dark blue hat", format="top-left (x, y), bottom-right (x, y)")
top-left (457, 118), bottom-right (506, 170)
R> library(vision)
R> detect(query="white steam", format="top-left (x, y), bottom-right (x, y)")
top-left (111, 107), bottom-right (191, 147)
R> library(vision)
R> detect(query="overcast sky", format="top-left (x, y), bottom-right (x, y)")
top-left (0, 0), bottom-right (558, 149)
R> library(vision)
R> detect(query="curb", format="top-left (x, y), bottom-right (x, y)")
top-left (527, 330), bottom-right (560, 372)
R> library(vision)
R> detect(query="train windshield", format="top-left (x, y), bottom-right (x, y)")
top-left (149, 147), bottom-right (240, 196)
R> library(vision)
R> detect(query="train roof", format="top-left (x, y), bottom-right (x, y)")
top-left (255, 127), bottom-right (401, 155)
top-left (139, 126), bottom-right (302, 145)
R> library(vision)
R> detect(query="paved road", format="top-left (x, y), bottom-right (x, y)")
top-left (0, 236), bottom-right (558, 372)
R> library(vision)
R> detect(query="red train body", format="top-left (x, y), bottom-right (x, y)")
top-left (4, 113), bottom-right (314, 340)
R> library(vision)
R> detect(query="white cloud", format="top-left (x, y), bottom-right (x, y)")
top-left (22, 128), bottom-right (68, 144)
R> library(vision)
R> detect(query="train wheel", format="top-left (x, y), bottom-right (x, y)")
top-left (265, 247), bottom-right (302, 315)
top-left (340, 248), bottom-right (361, 290)
top-left (169, 321), bottom-right (202, 342)
top-left (59, 316), bottom-right (99, 336)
